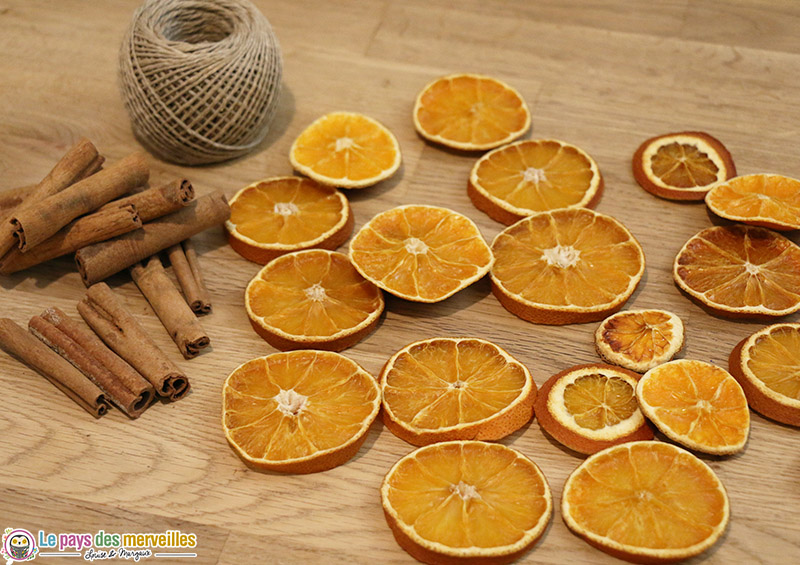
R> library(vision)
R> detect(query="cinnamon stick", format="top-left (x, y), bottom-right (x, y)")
top-left (75, 191), bottom-right (229, 286)
top-left (0, 138), bottom-right (103, 257)
top-left (77, 282), bottom-right (190, 400)
top-left (130, 256), bottom-right (210, 359)
top-left (29, 308), bottom-right (154, 418)
top-left (11, 152), bottom-right (148, 252)
top-left (99, 178), bottom-right (194, 222)
top-left (0, 317), bottom-right (109, 418)
top-left (0, 205), bottom-right (142, 274)
top-left (167, 239), bottom-right (211, 314)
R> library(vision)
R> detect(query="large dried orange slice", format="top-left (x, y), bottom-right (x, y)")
top-left (562, 441), bottom-right (729, 563)
top-left (380, 337), bottom-right (535, 446)
top-left (289, 112), bottom-right (401, 189)
top-left (705, 173), bottom-right (800, 231)
top-left (245, 250), bottom-right (384, 351)
top-left (636, 359), bottom-right (750, 455)
top-left (468, 139), bottom-right (603, 225)
top-left (632, 131), bottom-right (736, 200)
top-left (222, 350), bottom-right (380, 474)
top-left (349, 205), bottom-right (493, 302)
top-left (729, 323), bottom-right (800, 426)
top-left (413, 74), bottom-right (530, 151)
top-left (491, 208), bottom-right (645, 325)
top-left (595, 309), bottom-right (685, 373)
top-left (535, 364), bottom-right (653, 455)
top-left (381, 441), bottom-right (552, 565)
top-left (226, 176), bottom-right (353, 264)
top-left (673, 225), bottom-right (800, 318)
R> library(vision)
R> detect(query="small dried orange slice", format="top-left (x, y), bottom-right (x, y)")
top-left (705, 173), bottom-right (800, 231)
top-left (382, 441), bottom-right (552, 565)
top-left (632, 131), bottom-right (736, 200)
top-left (289, 112), bottom-right (401, 189)
top-left (673, 225), bottom-right (800, 318)
top-left (245, 250), bottom-right (384, 351)
top-left (535, 364), bottom-right (653, 455)
top-left (595, 309), bottom-right (685, 373)
top-left (222, 350), bottom-right (380, 474)
top-left (349, 205), bottom-right (493, 302)
top-left (413, 74), bottom-right (530, 151)
top-left (636, 359), bottom-right (750, 455)
top-left (491, 208), bottom-right (645, 325)
top-left (729, 323), bottom-right (800, 426)
top-left (226, 176), bottom-right (353, 264)
top-left (468, 139), bottom-right (603, 225)
top-left (562, 441), bottom-right (730, 563)
top-left (381, 337), bottom-right (535, 446)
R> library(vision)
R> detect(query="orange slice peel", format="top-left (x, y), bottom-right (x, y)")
top-left (226, 176), bottom-right (353, 264)
top-left (245, 250), bottom-right (384, 351)
top-left (349, 205), bottom-right (494, 302)
top-left (632, 131), bottom-right (736, 200)
top-left (413, 73), bottom-right (530, 151)
top-left (562, 441), bottom-right (730, 563)
top-left (490, 208), bottom-right (645, 324)
top-left (222, 350), bottom-right (381, 473)
top-left (380, 337), bottom-right (535, 446)
top-left (290, 111), bottom-right (401, 189)
top-left (636, 359), bottom-right (750, 455)
top-left (535, 363), bottom-right (653, 455)
top-left (729, 323), bottom-right (800, 426)
top-left (468, 139), bottom-right (603, 225)
top-left (381, 440), bottom-right (552, 565)
top-left (595, 309), bottom-right (685, 373)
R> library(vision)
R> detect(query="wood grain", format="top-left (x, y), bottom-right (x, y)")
top-left (1, 1), bottom-right (799, 563)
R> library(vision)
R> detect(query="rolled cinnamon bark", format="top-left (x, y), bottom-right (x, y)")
top-left (0, 138), bottom-right (103, 257)
top-left (29, 308), bottom-right (154, 418)
top-left (130, 256), bottom-right (210, 359)
top-left (77, 282), bottom-right (190, 400)
top-left (167, 239), bottom-right (211, 314)
top-left (0, 205), bottom-right (142, 274)
top-left (99, 178), bottom-right (194, 222)
top-left (75, 191), bottom-right (229, 286)
top-left (0, 317), bottom-right (109, 417)
top-left (11, 152), bottom-right (148, 252)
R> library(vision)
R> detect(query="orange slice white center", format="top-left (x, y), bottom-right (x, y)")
top-left (595, 309), bottom-right (685, 372)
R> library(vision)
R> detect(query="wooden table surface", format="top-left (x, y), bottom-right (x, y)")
top-left (1, 1), bottom-right (799, 563)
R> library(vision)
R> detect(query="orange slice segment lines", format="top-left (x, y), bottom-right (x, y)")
top-left (705, 173), bottom-right (800, 231)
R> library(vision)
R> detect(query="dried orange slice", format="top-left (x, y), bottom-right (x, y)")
top-left (468, 139), bottom-right (603, 225)
top-left (595, 309), bottom-right (685, 373)
top-left (226, 176), bottom-right (353, 264)
top-left (413, 74), bottom-right (530, 151)
top-left (222, 350), bottom-right (380, 474)
top-left (535, 364), bottom-right (653, 455)
top-left (289, 112), bottom-right (401, 189)
top-left (632, 131), bottom-right (736, 200)
top-left (729, 323), bottom-right (800, 426)
top-left (349, 205), bottom-right (493, 302)
top-left (705, 173), bottom-right (800, 231)
top-left (245, 250), bottom-right (384, 351)
top-left (673, 225), bottom-right (800, 318)
top-left (562, 441), bottom-right (730, 563)
top-left (381, 337), bottom-right (535, 446)
top-left (491, 208), bottom-right (645, 324)
top-left (636, 360), bottom-right (750, 455)
top-left (381, 441), bottom-right (552, 565)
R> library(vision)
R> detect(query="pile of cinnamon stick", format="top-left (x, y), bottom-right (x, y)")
top-left (0, 137), bottom-right (232, 418)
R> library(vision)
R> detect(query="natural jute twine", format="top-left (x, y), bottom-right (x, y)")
top-left (119, 0), bottom-right (282, 165)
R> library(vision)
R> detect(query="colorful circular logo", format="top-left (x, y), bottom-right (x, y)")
top-left (2, 529), bottom-right (37, 562)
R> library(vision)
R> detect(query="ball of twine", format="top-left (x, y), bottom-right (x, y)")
top-left (119, 0), bottom-right (282, 165)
